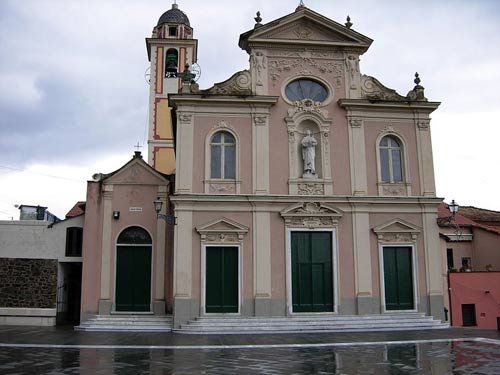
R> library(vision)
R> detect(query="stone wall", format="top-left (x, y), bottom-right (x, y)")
top-left (0, 258), bottom-right (57, 308)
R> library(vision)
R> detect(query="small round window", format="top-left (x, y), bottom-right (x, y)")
top-left (285, 79), bottom-right (328, 102)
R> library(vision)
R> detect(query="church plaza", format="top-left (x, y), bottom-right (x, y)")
top-left (0, 326), bottom-right (499, 374)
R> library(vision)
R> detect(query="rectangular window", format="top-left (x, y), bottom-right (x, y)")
top-left (462, 304), bottom-right (477, 326)
top-left (65, 227), bottom-right (83, 257)
top-left (210, 145), bottom-right (221, 178)
top-left (380, 149), bottom-right (390, 181)
top-left (168, 26), bottom-right (177, 36)
top-left (447, 248), bottom-right (454, 270)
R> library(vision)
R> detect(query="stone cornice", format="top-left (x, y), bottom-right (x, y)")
top-left (338, 99), bottom-right (440, 113)
top-left (170, 194), bottom-right (442, 207)
top-left (169, 95), bottom-right (279, 107)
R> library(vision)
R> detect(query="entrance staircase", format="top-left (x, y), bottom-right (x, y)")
top-left (175, 313), bottom-right (448, 334)
top-left (75, 315), bottom-right (173, 332)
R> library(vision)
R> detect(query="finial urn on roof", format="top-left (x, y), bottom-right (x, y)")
top-left (296, 0), bottom-right (306, 11)
top-left (406, 72), bottom-right (428, 101)
top-left (345, 15), bottom-right (353, 29)
top-left (254, 11), bottom-right (263, 28)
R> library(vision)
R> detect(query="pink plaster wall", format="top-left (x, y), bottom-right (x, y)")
top-left (81, 182), bottom-right (103, 314)
top-left (337, 213), bottom-right (355, 299)
top-left (449, 272), bottom-right (500, 329)
top-left (270, 213), bottom-right (286, 299)
top-left (473, 228), bottom-right (500, 271)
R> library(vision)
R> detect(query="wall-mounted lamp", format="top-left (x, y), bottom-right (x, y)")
top-left (113, 211), bottom-right (120, 220)
top-left (449, 199), bottom-right (459, 216)
top-left (438, 199), bottom-right (459, 225)
top-left (153, 198), bottom-right (176, 225)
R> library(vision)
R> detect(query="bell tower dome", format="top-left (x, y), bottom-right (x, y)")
top-left (146, 2), bottom-right (198, 174)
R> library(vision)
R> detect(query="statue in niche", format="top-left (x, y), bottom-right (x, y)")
top-left (301, 129), bottom-right (317, 178)
top-left (251, 51), bottom-right (266, 86)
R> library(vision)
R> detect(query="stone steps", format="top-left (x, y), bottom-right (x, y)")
top-left (176, 313), bottom-right (449, 334)
top-left (75, 315), bottom-right (173, 332)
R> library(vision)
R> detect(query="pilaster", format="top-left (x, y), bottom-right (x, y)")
top-left (252, 113), bottom-right (270, 194)
top-left (175, 111), bottom-right (194, 193)
top-left (347, 116), bottom-right (368, 195)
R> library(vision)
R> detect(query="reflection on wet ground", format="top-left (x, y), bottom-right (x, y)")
top-left (0, 339), bottom-right (499, 374)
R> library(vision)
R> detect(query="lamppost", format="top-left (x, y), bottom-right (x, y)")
top-left (153, 198), bottom-right (176, 225)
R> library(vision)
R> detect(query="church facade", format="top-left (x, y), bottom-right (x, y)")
top-left (80, 3), bottom-right (445, 330)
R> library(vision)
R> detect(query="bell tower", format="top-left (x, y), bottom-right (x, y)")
top-left (146, 2), bottom-right (198, 174)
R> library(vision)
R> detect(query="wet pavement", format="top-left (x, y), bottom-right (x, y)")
top-left (0, 326), bottom-right (499, 374)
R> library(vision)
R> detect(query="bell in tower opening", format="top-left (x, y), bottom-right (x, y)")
top-left (165, 48), bottom-right (179, 78)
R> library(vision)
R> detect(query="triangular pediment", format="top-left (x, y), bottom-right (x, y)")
top-left (258, 18), bottom-right (357, 44)
top-left (240, 8), bottom-right (372, 52)
top-left (196, 217), bottom-right (249, 234)
top-left (373, 219), bottom-right (421, 235)
top-left (95, 154), bottom-right (169, 186)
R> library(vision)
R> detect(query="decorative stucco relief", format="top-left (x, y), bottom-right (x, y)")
top-left (381, 184), bottom-right (407, 196)
top-left (253, 115), bottom-right (268, 126)
top-left (287, 99), bottom-right (329, 118)
top-left (178, 113), bottom-right (192, 123)
top-left (298, 183), bottom-right (324, 195)
top-left (209, 183), bottom-right (236, 194)
top-left (417, 120), bottom-right (430, 130)
top-left (205, 233), bottom-right (239, 243)
top-left (361, 75), bottom-right (406, 101)
top-left (268, 51), bottom-right (343, 87)
top-left (281, 202), bottom-right (342, 228)
top-left (202, 70), bottom-right (252, 95)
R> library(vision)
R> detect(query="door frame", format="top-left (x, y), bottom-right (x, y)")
top-left (378, 244), bottom-right (418, 313)
top-left (285, 228), bottom-right (338, 315)
top-left (201, 244), bottom-right (241, 315)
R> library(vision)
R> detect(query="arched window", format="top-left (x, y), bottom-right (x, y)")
top-left (117, 226), bottom-right (152, 245)
top-left (210, 131), bottom-right (236, 179)
top-left (165, 48), bottom-right (178, 78)
top-left (379, 135), bottom-right (403, 182)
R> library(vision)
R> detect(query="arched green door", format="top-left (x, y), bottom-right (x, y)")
top-left (115, 227), bottom-right (152, 312)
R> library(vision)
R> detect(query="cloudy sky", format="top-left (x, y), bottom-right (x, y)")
top-left (1, 0), bottom-right (499, 220)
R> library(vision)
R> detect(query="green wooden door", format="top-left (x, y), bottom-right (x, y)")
top-left (206, 247), bottom-right (238, 313)
top-left (383, 247), bottom-right (414, 310)
top-left (291, 232), bottom-right (333, 312)
top-left (116, 246), bottom-right (152, 312)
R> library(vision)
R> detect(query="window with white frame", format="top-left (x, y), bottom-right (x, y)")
top-left (379, 135), bottom-right (403, 183)
top-left (210, 131), bottom-right (236, 179)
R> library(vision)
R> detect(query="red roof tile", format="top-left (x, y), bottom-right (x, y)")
top-left (66, 201), bottom-right (85, 218)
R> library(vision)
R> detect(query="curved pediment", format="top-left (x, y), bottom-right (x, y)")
top-left (202, 70), bottom-right (252, 95)
top-left (281, 202), bottom-right (342, 228)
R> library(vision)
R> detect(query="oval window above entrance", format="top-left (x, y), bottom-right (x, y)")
top-left (285, 79), bottom-right (329, 103)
